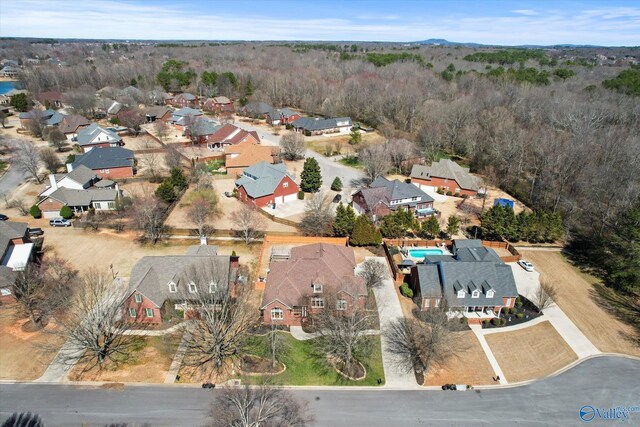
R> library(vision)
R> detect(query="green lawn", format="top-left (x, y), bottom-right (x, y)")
top-left (243, 332), bottom-right (385, 386)
top-left (338, 156), bottom-right (362, 169)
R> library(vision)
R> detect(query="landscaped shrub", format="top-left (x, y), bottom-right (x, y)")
top-left (437, 188), bottom-right (445, 195)
top-left (29, 205), bottom-right (41, 219)
top-left (399, 283), bottom-right (413, 298)
top-left (303, 129), bottom-right (311, 137)
top-left (509, 308), bottom-right (517, 315)
top-left (516, 313), bottom-right (524, 319)
top-left (331, 177), bottom-right (343, 192)
top-left (388, 246), bottom-right (400, 255)
top-left (297, 190), bottom-right (305, 200)
top-left (446, 191), bottom-right (453, 196)
top-left (59, 205), bottom-right (73, 219)
top-left (491, 318), bottom-right (501, 326)
top-left (482, 319), bottom-right (490, 325)
top-left (285, 123), bottom-right (293, 130)
top-left (516, 301), bottom-right (523, 308)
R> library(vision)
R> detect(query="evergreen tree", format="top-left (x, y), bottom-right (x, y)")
top-left (155, 180), bottom-right (177, 203)
top-left (350, 215), bottom-right (382, 246)
top-left (244, 78), bottom-right (254, 96)
top-left (30, 205), bottom-right (41, 219)
top-left (168, 167), bottom-right (188, 190)
top-left (380, 212), bottom-right (405, 238)
top-left (333, 203), bottom-right (356, 237)
top-left (603, 202), bottom-right (640, 294)
top-left (446, 215), bottom-right (461, 237)
top-left (10, 93), bottom-right (29, 112)
top-left (348, 127), bottom-right (362, 145)
top-left (480, 205), bottom-right (517, 241)
top-left (420, 216), bottom-right (441, 239)
top-left (59, 205), bottom-right (73, 219)
top-left (331, 177), bottom-right (343, 192)
top-left (300, 158), bottom-right (322, 192)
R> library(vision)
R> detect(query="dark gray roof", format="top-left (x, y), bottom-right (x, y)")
top-left (414, 263), bottom-right (441, 297)
top-left (72, 147), bottom-right (135, 170)
top-left (453, 239), bottom-right (483, 250)
top-left (0, 222), bottom-right (27, 254)
top-left (76, 123), bottom-right (122, 146)
top-left (0, 265), bottom-right (16, 289)
top-left (192, 119), bottom-right (223, 136)
top-left (172, 107), bottom-right (202, 117)
top-left (455, 246), bottom-right (502, 263)
top-left (411, 159), bottom-right (480, 191)
top-left (128, 247), bottom-right (231, 307)
top-left (235, 162), bottom-right (295, 198)
top-left (292, 116), bottom-right (352, 131)
top-left (423, 255), bottom-right (457, 264)
top-left (440, 262), bottom-right (518, 307)
top-left (370, 177), bottom-right (434, 204)
top-left (45, 187), bottom-right (119, 207)
top-left (175, 93), bottom-right (196, 101)
top-left (65, 165), bottom-right (98, 186)
top-left (244, 102), bottom-right (273, 115)
top-left (186, 245), bottom-right (219, 256)
top-left (144, 106), bottom-right (171, 117)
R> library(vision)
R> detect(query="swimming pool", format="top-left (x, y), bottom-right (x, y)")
top-left (407, 248), bottom-right (444, 258)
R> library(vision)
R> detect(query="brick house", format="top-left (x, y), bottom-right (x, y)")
top-left (58, 115), bottom-right (91, 140)
top-left (123, 245), bottom-right (238, 324)
top-left (68, 146), bottom-right (136, 179)
top-left (201, 96), bottom-right (234, 113)
top-left (291, 116), bottom-right (352, 135)
top-left (18, 109), bottom-right (65, 129)
top-left (409, 240), bottom-right (518, 324)
top-left (166, 92), bottom-right (198, 108)
top-left (143, 106), bottom-right (172, 123)
top-left (168, 107), bottom-right (203, 131)
top-left (265, 108), bottom-right (301, 126)
top-left (260, 243), bottom-right (366, 326)
top-left (34, 91), bottom-right (63, 109)
top-left (410, 159), bottom-right (481, 197)
top-left (76, 123), bottom-right (124, 153)
top-left (225, 143), bottom-right (280, 176)
top-left (235, 162), bottom-right (299, 208)
top-left (352, 177), bottom-right (435, 221)
top-left (242, 102), bottom-right (274, 118)
top-left (191, 122), bottom-right (261, 149)
top-left (0, 222), bottom-right (35, 302)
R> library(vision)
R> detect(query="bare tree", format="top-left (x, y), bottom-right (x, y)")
top-left (384, 308), bottom-right (465, 383)
top-left (154, 119), bottom-right (170, 143)
top-left (47, 128), bottom-right (66, 152)
top-left (63, 85), bottom-right (96, 116)
top-left (119, 110), bottom-right (144, 136)
top-left (25, 110), bottom-right (48, 139)
top-left (209, 384), bottom-right (313, 427)
top-left (52, 269), bottom-right (142, 370)
top-left (6, 197), bottom-right (29, 216)
top-left (0, 110), bottom-right (7, 128)
top-left (358, 258), bottom-right (389, 289)
top-left (267, 324), bottom-right (289, 369)
top-left (280, 133), bottom-right (305, 160)
top-left (165, 144), bottom-right (183, 170)
top-left (386, 138), bottom-right (415, 174)
top-left (232, 203), bottom-right (266, 244)
top-left (186, 188), bottom-right (219, 236)
top-left (360, 144), bottom-right (390, 182)
top-left (299, 192), bottom-right (334, 236)
top-left (12, 140), bottom-right (42, 183)
top-left (139, 143), bottom-right (161, 181)
top-left (132, 194), bottom-right (167, 243)
top-left (534, 280), bottom-right (558, 312)
top-left (39, 147), bottom-right (61, 173)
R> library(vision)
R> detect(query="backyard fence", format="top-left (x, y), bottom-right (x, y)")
top-left (255, 209), bottom-right (301, 228)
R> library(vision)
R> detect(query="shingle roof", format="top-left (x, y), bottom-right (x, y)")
top-left (370, 177), bottom-right (433, 203)
top-left (58, 115), bottom-right (91, 134)
top-left (235, 162), bottom-right (296, 198)
top-left (65, 164), bottom-right (98, 186)
top-left (76, 123), bottom-right (122, 146)
top-left (244, 102), bottom-right (273, 115)
top-left (175, 93), bottom-right (196, 101)
top-left (192, 119), bottom-right (223, 137)
top-left (225, 144), bottom-right (278, 168)
top-left (72, 147), bottom-right (135, 170)
top-left (144, 106), bottom-right (171, 118)
top-left (212, 96), bottom-right (231, 104)
top-left (45, 187), bottom-right (119, 207)
top-left (0, 222), bottom-right (27, 254)
top-left (261, 243), bottom-right (365, 309)
top-left (455, 246), bottom-right (502, 263)
top-left (292, 116), bottom-right (352, 131)
top-left (411, 159), bottom-right (480, 191)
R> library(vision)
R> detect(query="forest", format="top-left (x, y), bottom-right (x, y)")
top-left (1, 39), bottom-right (638, 295)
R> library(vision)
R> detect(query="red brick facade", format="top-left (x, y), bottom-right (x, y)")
top-left (123, 291), bottom-right (163, 324)
top-left (411, 177), bottom-right (477, 197)
top-left (236, 175), bottom-right (299, 208)
top-left (93, 166), bottom-right (134, 179)
top-left (262, 292), bottom-right (366, 326)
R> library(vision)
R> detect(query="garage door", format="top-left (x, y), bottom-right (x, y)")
top-left (282, 193), bottom-right (297, 203)
top-left (43, 210), bottom-right (59, 218)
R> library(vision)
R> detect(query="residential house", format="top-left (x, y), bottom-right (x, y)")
top-left (37, 165), bottom-right (121, 217)
top-left (194, 123), bottom-right (260, 149)
top-left (409, 240), bottom-right (518, 324)
top-left (292, 116), bottom-right (352, 135)
top-left (76, 123), bottom-right (124, 153)
top-left (410, 159), bottom-right (480, 197)
top-left (169, 107), bottom-right (203, 130)
top-left (167, 92), bottom-right (198, 108)
top-left (68, 146), bottom-right (136, 179)
top-left (266, 108), bottom-right (301, 126)
top-left (224, 143), bottom-right (280, 176)
top-left (260, 243), bottom-right (367, 326)
top-left (147, 89), bottom-right (171, 106)
top-left (352, 177), bottom-right (435, 221)
top-left (107, 101), bottom-right (123, 117)
top-left (143, 106), bottom-right (172, 123)
top-left (34, 91), bottom-right (63, 109)
top-left (0, 66), bottom-right (20, 78)
top-left (201, 96), bottom-right (234, 113)
top-left (123, 245), bottom-right (238, 324)
top-left (242, 102), bottom-right (273, 118)
top-left (0, 222), bottom-right (35, 302)
top-left (58, 114), bottom-right (91, 140)
top-left (19, 109), bottom-right (65, 129)
top-left (235, 161), bottom-right (299, 207)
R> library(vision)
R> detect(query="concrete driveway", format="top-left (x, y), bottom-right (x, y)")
top-left (357, 257), bottom-right (418, 388)
top-left (262, 197), bottom-right (306, 218)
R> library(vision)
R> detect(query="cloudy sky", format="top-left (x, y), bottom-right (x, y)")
top-left (1, 0), bottom-right (639, 45)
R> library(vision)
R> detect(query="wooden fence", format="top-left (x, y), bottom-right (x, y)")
top-left (256, 209), bottom-right (301, 228)
top-left (481, 240), bottom-right (522, 262)
top-left (263, 235), bottom-right (348, 245)
top-left (383, 238), bottom-right (453, 247)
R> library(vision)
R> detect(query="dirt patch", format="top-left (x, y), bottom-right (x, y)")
top-left (0, 304), bottom-right (66, 380)
top-left (485, 321), bottom-right (578, 383)
top-left (424, 331), bottom-right (495, 386)
top-left (239, 354), bottom-right (285, 375)
top-left (519, 250), bottom-right (640, 357)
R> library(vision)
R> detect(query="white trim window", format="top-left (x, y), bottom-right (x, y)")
top-left (424, 298), bottom-right (430, 308)
top-left (311, 297), bottom-right (324, 308)
top-left (144, 308), bottom-right (154, 318)
top-left (188, 282), bottom-right (198, 293)
top-left (336, 300), bottom-right (347, 310)
top-left (471, 290), bottom-right (480, 299)
top-left (271, 307), bottom-right (284, 320)
top-left (209, 281), bottom-right (217, 293)
top-left (457, 290), bottom-right (465, 298)
top-left (486, 290), bottom-right (495, 298)
top-left (313, 283), bottom-right (323, 293)
top-left (134, 293), bottom-right (142, 303)
top-left (168, 282), bottom-right (177, 293)
top-left (128, 308), bottom-right (136, 317)
top-left (283, 182), bottom-right (288, 188)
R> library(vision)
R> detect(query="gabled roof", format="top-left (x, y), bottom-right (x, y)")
top-left (171, 107), bottom-right (202, 123)
top-left (210, 96), bottom-right (231, 104)
top-left (411, 159), bottom-right (480, 191)
top-left (243, 102), bottom-right (273, 115)
top-left (76, 123), bottom-right (122, 146)
top-left (260, 244), bottom-right (365, 309)
top-left (370, 177), bottom-right (433, 203)
top-left (72, 147), bottom-right (135, 170)
top-left (174, 92), bottom-right (196, 101)
top-left (144, 106), bottom-right (171, 117)
top-left (225, 144), bottom-right (278, 168)
top-left (43, 187), bottom-right (119, 207)
top-left (235, 162), bottom-right (296, 198)
top-left (58, 115), bottom-right (91, 134)
top-left (107, 101), bottom-right (123, 115)
top-left (292, 116), bottom-right (352, 131)
top-left (455, 246), bottom-right (502, 263)
top-left (191, 119), bottom-right (223, 137)
top-left (267, 108), bottom-right (298, 119)
top-left (35, 91), bottom-right (63, 103)
top-left (0, 222), bottom-right (27, 253)
top-left (65, 164), bottom-right (98, 186)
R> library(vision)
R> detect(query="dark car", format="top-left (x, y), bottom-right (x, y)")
top-left (332, 194), bottom-right (342, 203)
top-left (202, 383), bottom-right (216, 389)
top-left (28, 227), bottom-right (44, 237)
top-left (0, 214), bottom-right (8, 221)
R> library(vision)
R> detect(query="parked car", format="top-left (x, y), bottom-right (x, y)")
top-left (0, 214), bottom-right (7, 221)
top-left (517, 260), bottom-right (534, 272)
top-left (202, 383), bottom-right (216, 389)
top-left (332, 194), bottom-right (342, 203)
top-left (28, 227), bottom-right (44, 237)
top-left (223, 191), bottom-right (233, 198)
top-left (49, 217), bottom-right (72, 227)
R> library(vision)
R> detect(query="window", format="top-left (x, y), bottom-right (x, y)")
top-left (336, 300), bottom-right (347, 310)
top-left (128, 308), bottom-right (137, 317)
top-left (271, 307), bottom-right (283, 320)
top-left (486, 290), bottom-right (495, 298)
top-left (188, 282), bottom-right (197, 293)
top-left (311, 298), bottom-right (324, 308)
top-left (107, 202), bottom-right (115, 209)
top-left (505, 297), bottom-right (512, 307)
top-left (457, 290), bottom-right (465, 298)
top-left (134, 293), bottom-right (142, 303)
top-left (0, 287), bottom-right (11, 296)
top-left (168, 282), bottom-right (177, 293)
top-left (434, 298), bottom-right (440, 307)
top-left (209, 281), bottom-right (217, 293)
top-left (471, 290), bottom-right (480, 299)
top-left (424, 298), bottom-right (430, 308)
top-left (411, 197), bottom-right (418, 201)
top-left (283, 182), bottom-right (288, 188)
top-left (145, 308), bottom-right (154, 318)
top-left (313, 283), bottom-right (322, 293)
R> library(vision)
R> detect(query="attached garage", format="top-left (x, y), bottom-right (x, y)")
top-left (282, 193), bottom-right (297, 203)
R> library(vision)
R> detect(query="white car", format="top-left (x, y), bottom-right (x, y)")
top-left (518, 260), bottom-right (534, 272)
top-left (49, 217), bottom-right (72, 227)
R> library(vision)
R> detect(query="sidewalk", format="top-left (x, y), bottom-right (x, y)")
top-left (290, 326), bottom-right (380, 341)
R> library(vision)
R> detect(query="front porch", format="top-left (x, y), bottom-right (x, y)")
top-left (448, 306), bottom-right (499, 324)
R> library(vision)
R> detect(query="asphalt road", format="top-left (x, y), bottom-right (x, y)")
top-left (0, 163), bottom-right (29, 199)
top-left (1, 356), bottom-right (638, 427)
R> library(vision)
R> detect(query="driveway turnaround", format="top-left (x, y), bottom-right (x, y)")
top-left (2, 356), bottom-right (639, 426)
top-left (357, 257), bottom-right (418, 388)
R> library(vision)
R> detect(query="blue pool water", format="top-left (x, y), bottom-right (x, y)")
top-left (408, 248), bottom-right (444, 257)
top-left (0, 81), bottom-right (17, 95)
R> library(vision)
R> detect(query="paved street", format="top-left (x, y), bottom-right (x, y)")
top-left (0, 164), bottom-right (30, 198)
top-left (1, 356), bottom-right (638, 426)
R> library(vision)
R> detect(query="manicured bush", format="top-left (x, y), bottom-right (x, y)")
top-left (446, 191), bottom-right (453, 196)
top-left (516, 301), bottom-right (523, 308)
top-left (482, 319), bottom-right (490, 326)
top-left (29, 205), bottom-right (41, 219)
top-left (59, 205), bottom-right (73, 219)
top-left (516, 313), bottom-right (524, 319)
top-left (509, 307), bottom-right (517, 315)
top-left (437, 188), bottom-right (445, 195)
top-left (297, 190), bottom-right (305, 200)
top-left (303, 130), bottom-right (311, 137)
top-left (491, 318), bottom-right (501, 326)
top-left (285, 123), bottom-right (293, 130)
top-left (461, 194), bottom-right (469, 199)
top-left (331, 177), bottom-right (343, 192)
top-left (399, 283), bottom-right (413, 298)
top-left (155, 180), bottom-right (177, 203)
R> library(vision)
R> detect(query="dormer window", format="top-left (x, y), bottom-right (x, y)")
top-left (313, 283), bottom-right (323, 293)
top-left (188, 281), bottom-right (197, 293)
top-left (209, 281), bottom-right (217, 293)
top-left (471, 290), bottom-right (480, 298)
top-left (457, 290), bottom-right (465, 298)
top-left (486, 290), bottom-right (495, 298)
top-left (168, 282), bottom-right (177, 293)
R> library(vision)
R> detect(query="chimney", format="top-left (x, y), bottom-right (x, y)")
top-left (200, 235), bottom-right (207, 246)
top-left (49, 174), bottom-right (58, 191)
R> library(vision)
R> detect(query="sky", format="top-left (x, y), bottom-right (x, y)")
top-left (1, 0), bottom-right (639, 46)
